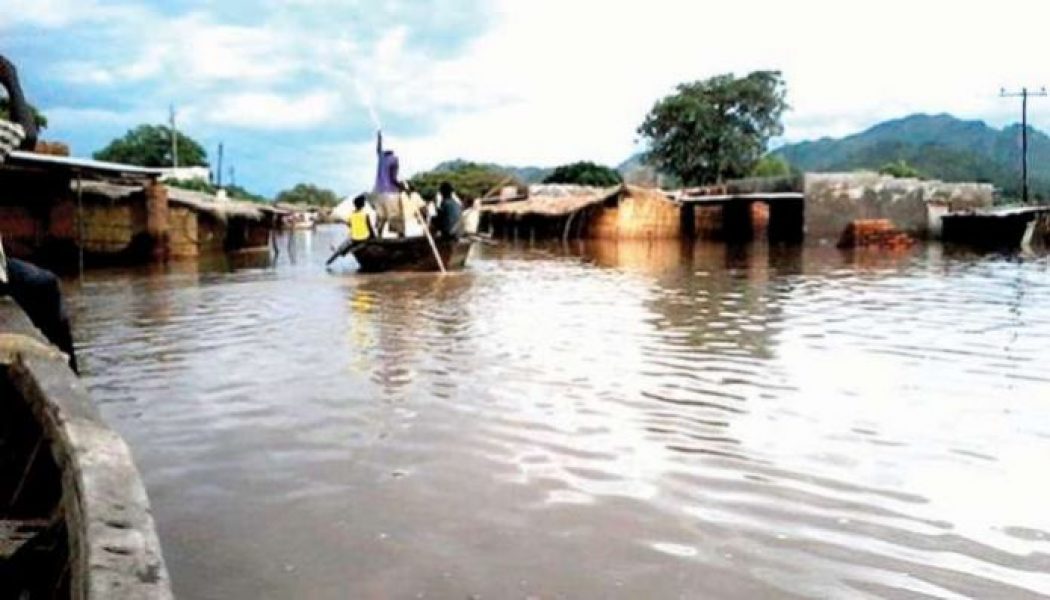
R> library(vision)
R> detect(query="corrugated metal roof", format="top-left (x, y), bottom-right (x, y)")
top-left (6, 150), bottom-right (164, 178)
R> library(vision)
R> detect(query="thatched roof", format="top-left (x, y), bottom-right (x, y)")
top-left (78, 180), bottom-right (140, 200)
top-left (78, 181), bottom-right (287, 221)
top-left (482, 184), bottom-right (673, 217)
top-left (167, 187), bottom-right (286, 221)
top-left (483, 184), bottom-right (619, 217)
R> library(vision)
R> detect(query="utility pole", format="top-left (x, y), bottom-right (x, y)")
top-left (1001, 87), bottom-right (1047, 204)
top-left (229, 165), bottom-right (236, 188)
top-left (216, 142), bottom-right (224, 187)
top-left (169, 104), bottom-right (179, 169)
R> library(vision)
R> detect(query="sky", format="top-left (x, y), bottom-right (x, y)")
top-left (3, 0), bottom-right (1050, 197)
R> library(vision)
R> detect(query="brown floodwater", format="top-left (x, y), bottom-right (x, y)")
top-left (65, 226), bottom-right (1050, 599)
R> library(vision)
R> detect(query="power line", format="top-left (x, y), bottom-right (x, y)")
top-left (1000, 86), bottom-right (1047, 204)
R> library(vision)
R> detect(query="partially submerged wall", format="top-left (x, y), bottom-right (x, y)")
top-left (587, 187), bottom-right (680, 239)
top-left (804, 172), bottom-right (994, 239)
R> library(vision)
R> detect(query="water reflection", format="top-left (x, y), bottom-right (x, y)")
top-left (67, 228), bottom-right (1050, 599)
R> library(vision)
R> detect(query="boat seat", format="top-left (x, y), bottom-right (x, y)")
top-left (0, 518), bottom-right (48, 560)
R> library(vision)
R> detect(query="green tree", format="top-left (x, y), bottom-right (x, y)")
top-left (275, 183), bottom-right (341, 207)
top-left (409, 161), bottom-right (522, 200)
top-left (0, 97), bottom-right (47, 129)
top-left (94, 124), bottom-right (207, 167)
top-left (638, 71), bottom-right (788, 185)
top-left (878, 158), bottom-right (923, 179)
top-left (542, 161), bottom-right (622, 186)
top-left (750, 155), bottom-right (793, 178)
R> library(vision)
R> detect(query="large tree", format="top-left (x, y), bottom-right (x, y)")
top-left (94, 124), bottom-right (207, 167)
top-left (275, 183), bottom-right (341, 207)
top-left (638, 71), bottom-right (787, 185)
top-left (409, 161), bottom-right (522, 200)
top-left (542, 161), bottom-right (622, 186)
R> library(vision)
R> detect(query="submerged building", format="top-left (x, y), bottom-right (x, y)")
top-left (0, 150), bottom-right (285, 270)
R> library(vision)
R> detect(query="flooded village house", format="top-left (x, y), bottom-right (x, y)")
top-left (484, 174), bottom-right (1006, 246)
top-left (0, 150), bottom-right (284, 269)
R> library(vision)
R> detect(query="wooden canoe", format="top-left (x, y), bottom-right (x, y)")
top-left (0, 298), bottom-right (172, 599)
top-left (348, 236), bottom-right (473, 273)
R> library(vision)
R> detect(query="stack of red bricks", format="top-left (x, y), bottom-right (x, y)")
top-left (837, 219), bottom-right (915, 250)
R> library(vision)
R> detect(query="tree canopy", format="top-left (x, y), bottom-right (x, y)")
top-left (275, 183), bottom-right (341, 207)
top-left (750, 155), bottom-right (793, 178)
top-left (0, 97), bottom-right (47, 129)
top-left (878, 159), bottom-right (924, 179)
top-left (542, 161), bottom-right (622, 186)
top-left (94, 124), bottom-right (207, 167)
top-left (409, 161), bottom-right (523, 200)
top-left (638, 71), bottom-right (788, 186)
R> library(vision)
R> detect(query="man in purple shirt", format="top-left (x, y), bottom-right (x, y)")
top-left (371, 131), bottom-right (405, 236)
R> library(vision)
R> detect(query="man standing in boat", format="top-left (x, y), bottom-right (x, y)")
top-left (371, 130), bottom-right (405, 237)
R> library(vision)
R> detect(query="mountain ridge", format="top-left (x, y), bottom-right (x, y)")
top-left (773, 113), bottom-right (1045, 199)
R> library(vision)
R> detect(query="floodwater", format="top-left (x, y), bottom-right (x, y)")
top-left (66, 226), bottom-right (1050, 599)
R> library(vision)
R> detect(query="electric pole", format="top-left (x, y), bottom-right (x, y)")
top-left (229, 165), bottom-right (236, 188)
top-left (216, 142), bottom-right (224, 187)
top-left (169, 104), bottom-right (179, 169)
top-left (1000, 86), bottom-right (1047, 204)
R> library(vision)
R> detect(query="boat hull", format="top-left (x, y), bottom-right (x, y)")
top-left (350, 237), bottom-right (472, 273)
top-left (0, 298), bottom-right (172, 599)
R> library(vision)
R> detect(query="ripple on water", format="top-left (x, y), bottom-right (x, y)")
top-left (67, 233), bottom-right (1050, 598)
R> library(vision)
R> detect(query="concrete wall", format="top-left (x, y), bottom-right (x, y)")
top-left (804, 172), bottom-right (995, 239)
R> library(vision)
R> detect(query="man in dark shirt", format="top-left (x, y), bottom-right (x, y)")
top-left (434, 181), bottom-right (463, 239)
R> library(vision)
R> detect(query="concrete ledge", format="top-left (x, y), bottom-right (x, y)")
top-left (0, 297), bottom-right (172, 599)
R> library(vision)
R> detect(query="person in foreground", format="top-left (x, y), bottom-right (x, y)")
top-left (1, 54), bottom-right (78, 373)
top-left (0, 245), bottom-right (79, 373)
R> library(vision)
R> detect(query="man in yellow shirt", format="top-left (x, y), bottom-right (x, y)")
top-left (348, 194), bottom-right (376, 242)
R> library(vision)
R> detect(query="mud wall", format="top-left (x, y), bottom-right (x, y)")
top-left (167, 206), bottom-right (200, 258)
top-left (587, 189), bottom-right (681, 239)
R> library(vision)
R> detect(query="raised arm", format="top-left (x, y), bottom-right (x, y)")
top-left (376, 130), bottom-right (383, 155)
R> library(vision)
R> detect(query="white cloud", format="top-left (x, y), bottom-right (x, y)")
top-left (330, 0), bottom-right (1050, 189)
top-left (12, 0), bottom-right (1050, 195)
top-left (0, 0), bottom-right (116, 29)
top-left (202, 91), bottom-right (340, 130)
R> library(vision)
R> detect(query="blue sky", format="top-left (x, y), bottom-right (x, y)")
top-left (3, 0), bottom-right (1049, 197)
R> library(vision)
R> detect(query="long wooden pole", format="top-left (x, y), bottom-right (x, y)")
top-left (412, 201), bottom-right (445, 273)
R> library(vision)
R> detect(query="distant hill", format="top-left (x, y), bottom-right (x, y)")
top-left (616, 153), bottom-right (683, 187)
top-left (431, 159), bottom-right (551, 184)
top-left (774, 114), bottom-right (1046, 200)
